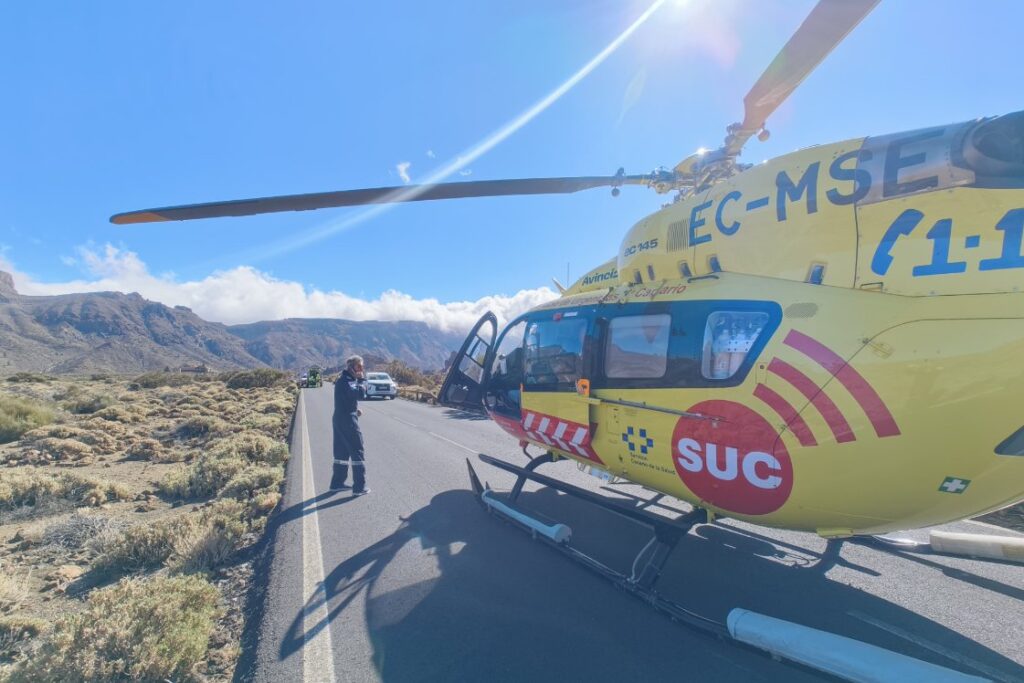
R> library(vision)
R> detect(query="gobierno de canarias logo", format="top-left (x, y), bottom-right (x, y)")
top-left (672, 400), bottom-right (793, 515)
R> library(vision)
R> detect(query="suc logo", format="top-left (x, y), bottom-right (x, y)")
top-left (672, 400), bottom-right (794, 515)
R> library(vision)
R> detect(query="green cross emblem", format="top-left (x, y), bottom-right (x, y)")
top-left (938, 477), bottom-right (970, 494)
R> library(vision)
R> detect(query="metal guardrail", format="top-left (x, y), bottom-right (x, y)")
top-left (397, 388), bottom-right (438, 404)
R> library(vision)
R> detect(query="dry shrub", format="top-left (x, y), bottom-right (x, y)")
top-left (97, 502), bottom-right (248, 576)
top-left (93, 517), bottom-right (188, 573)
top-left (11, 574), bottom-right (220, 682)
top-left (123, 438), bottom-right (164, 461)
top-left (252, 490), bottom-right (281, 515)
top-left (0, 614), bottom-right (47, 657)
top-left (63, 394), bottom-right (114, 415)
top-left (0, 471), bottom-right (132, 516)
top-left (211, 432), bottom-right (288, 465)
top-left (168, 506), bottom-right (246, 574)
top-left (0, 565), bottom-right (30, 614)
top-left (174, 416), bottom-right (229, 440)
top-left (241, 413), bottom-right (288, 436)
top-left (21, 424), bottom-right (117, 451)
top-left (221, 368), bottom-right (291, 390)
top-left (220, 465), bottom-right (283, 500)
top-left (129, 372), bottom-right (194, 390)
top-left (0, 396), bottom-right (54, 444)
top-left (159, 454), bottom-right (247, 499)
top-left (28, 438), bottom-right (95, 465)
top-left (42, 513), bottom-right (122, 551)
top-left (4, 373), bottom-right (51, 384)
top-left (92, 404), bottom-right (145, 423)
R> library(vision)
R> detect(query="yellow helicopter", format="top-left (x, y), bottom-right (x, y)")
top-left (113, 0), bottom-right (1024, 547)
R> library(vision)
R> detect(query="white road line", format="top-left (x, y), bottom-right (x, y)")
top-left (299, 394), bottom-right (337, 683)
top-left (428, 431), bottom-right (477, 454)
top-left (389, 415), bottom-right (422, 429)
top-left (847, 610), bottom-right (1016, 683)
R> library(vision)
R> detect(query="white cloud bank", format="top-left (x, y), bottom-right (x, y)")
top-left (1, 245), bottom-right (558, 334)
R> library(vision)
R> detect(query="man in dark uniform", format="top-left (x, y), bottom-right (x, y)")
top-left (331, 355), bottom-right (369, 495)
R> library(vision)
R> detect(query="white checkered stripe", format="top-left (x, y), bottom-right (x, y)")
top-left (521, 410), bottom-right (602, 464)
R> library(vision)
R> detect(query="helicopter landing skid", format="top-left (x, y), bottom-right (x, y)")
top-left (467, 453), bottom-right (725, 638)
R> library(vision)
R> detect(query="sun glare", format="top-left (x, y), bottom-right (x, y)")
top-left (243, 0), bottom-right (669, 263)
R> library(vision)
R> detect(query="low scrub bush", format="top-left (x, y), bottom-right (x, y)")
top-left (220, 464), bottom-right (283, 500)
top-left (129, 372), bottom-right (194, 390)
top-left (174, 415), bottom-right (229, 440)
top-left (93, 404), bottom-right (145, 423)
top-left (42, 513), bottom-right (121, 551)
top-left (0, 565), bottom-right (30, 614)
top-left (241, 413), bottom-right (288, 436)
top-left (168, 505), bottom-right (247, 574)
top-left (0, 614), bottom-right (47, 657)
top-left (12, 574), bottom-right (220, 682)
top-left (98, 501), bottom-right (249, 576)
top-left (211, 432), bottom-right (288, 465)
top-left (0, 396), bottom-right (54, 444)
top-left (221, 368), bottom-right (291, 390)
top-left (28, 438), bottom-right (95, 464)
top-left (93, 517), bottom-right (186, 573)
top-left (0, 471), bottom-right (132, 514)
top-left (21, 424), bottom-right (114, 450)
top-left (63, 394), bottom-right (114, 415)
top-left (4, 372), bottom-right (51, 384)
top-left (159, 453), bottom-right (247, 499)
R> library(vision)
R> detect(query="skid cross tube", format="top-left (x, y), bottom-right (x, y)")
top-left (470, 453), bottom-right (726, 637)
top-left (477, 453), bottom-right (708, 590)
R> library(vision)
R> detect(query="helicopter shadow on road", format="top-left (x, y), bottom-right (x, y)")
top-left (278, 486), bottom-right (1024, 682)
top-left (437, 407), bottom-right (491, 422)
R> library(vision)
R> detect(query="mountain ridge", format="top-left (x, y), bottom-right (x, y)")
top-left (0, 271), bottom-right (464, 374)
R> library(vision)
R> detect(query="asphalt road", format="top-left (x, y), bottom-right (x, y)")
top-left (244, 386), bottom-right (1024, 683)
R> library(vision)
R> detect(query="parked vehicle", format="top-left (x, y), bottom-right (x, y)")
top-left (364, 372), bottom-right (397, 399)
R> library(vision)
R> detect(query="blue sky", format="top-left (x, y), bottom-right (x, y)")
top-left (1, 1), bottom-right (1022, 328)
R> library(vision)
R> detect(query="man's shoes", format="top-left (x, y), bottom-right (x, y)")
top-left (329, 483), bottom-right (351, 492)
top-left (352, 488), bottom-right (371, 497)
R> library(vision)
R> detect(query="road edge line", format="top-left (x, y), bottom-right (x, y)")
top-left (299, 392), bottom-right (338, 683)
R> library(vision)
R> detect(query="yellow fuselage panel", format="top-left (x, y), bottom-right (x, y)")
top-left (518, 274), bottom-right (1024, 535)
top-left (614, 118), bottom-right (1024, 296)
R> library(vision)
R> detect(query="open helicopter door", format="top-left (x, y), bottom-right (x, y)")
top-left (438, 312), bottom-right (498, 411)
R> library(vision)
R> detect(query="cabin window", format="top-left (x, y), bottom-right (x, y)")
top-left (646, 265), bottom-right (656, 281)
top-left (524, 316), bottom-right (589, 390)
top-left (632, 270), bottom-right (643, 285)
top-left (701, 311), bottom-right (770, 380)
top-left (679, 261), bottom-right (692, 278)
top-left (604, 314), bottom-right (670, 379)
top-left (486, 319), bottom-right (526, 416)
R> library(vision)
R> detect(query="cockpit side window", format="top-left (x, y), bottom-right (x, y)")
top-left (701, 311), bottom-right (770, 380)
top-left (594, 301), bottom-right (780, 390)
top-left (486, 319), bottom-right (527, 416)
top-left (604, 314), bottom-right (670, 379)
top-left (524, 315), bottom-right (590, 391)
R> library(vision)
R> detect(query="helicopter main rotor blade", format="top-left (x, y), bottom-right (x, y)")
top-left (723, 0), bottom-right (879, 158)
top-left (110, 175), bottom-right (651, 224)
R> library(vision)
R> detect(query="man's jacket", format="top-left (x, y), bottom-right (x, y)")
top-left (333, 369), bottom-right (366, 416)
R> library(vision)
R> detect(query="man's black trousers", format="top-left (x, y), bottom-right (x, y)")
top-left (331, 412), bottom-right (365, 490)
